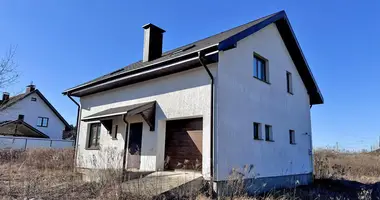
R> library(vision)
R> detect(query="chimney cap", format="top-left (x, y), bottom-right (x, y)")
top-left (142, 23), bottom-right (166, 33)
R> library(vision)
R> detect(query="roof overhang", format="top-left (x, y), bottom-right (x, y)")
top-left (63, 45), bottom-right (219, 97)
top-left (82, 101), bottom-right (156, 131)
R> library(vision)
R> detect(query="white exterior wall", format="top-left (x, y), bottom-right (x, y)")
top-left (77, 65), bottom-right (216, 178)
top-left (215, 24), bottom-right (312, 181)
top-left (0, 92), bottom-right (66, 139)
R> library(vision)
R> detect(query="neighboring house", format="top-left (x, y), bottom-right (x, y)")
top-left (0, 84), bottom-right (71, 139)
top-left (63, 11), bottom-right (323, 193)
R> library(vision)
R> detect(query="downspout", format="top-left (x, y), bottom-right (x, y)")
top-left (198, 51), bottom-right (215, 179)
top-left (122, 114), bottom-right (129, 180)
top-left (68, 94), bottom-right (80, 169)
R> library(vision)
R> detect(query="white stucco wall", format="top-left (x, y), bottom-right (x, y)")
top-left (77, 65), bottom-right (216, 178)
top-left (215, 24), bottom-right (313, 181)
top-left (0, 92), bottom-right (66, 139)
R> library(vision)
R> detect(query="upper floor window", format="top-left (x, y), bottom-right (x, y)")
top-left (265, 124), bottom-right (273, 141)
top-left (37, 117), bottom-right (49, 127)
top-left (289, 130), bottom-right (296, 144)
top-left (253, 54), bottom-right (269, 83)
top-left (287, 71), bottom-right (293, 94)
top-left (253, 122), bottom-right (262, 140)
top-left (31, 97), bottom-right (37, 102)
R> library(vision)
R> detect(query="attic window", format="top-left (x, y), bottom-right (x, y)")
top-left (31, 97), bottom-right (37, 102)
top-left (110, 68), bottom-right (124, 75)
top-left (171, 44), bottom-right (196, 56)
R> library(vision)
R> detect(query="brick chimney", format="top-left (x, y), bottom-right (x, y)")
top-left (2, 92), bottom-right (9, 101)
top-left (26, 84), bottom-right (36, 93)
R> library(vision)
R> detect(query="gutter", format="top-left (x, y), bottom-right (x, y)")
top-left (121, 114), bottom-right (129, 180)
top-left (67, 94), bottom-right (81, 169)
top-left (198, 51), bottom-right (215, 179)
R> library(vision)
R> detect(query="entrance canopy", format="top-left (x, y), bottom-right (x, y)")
top-left (0, 120), bottom-right (49, 138)
top-left (82, 101), bottom-right (156, 131)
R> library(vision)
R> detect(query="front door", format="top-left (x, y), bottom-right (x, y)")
top-left (127, 122), bottom-right (143, 169)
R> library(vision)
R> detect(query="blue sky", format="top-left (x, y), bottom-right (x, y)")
top-left (1, 1), bottom-right (379, 150)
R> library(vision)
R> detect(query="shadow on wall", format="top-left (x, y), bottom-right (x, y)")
top-left (81, 66), bottom-right (213, 109)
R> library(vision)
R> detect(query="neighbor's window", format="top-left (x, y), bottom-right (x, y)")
top-left (253, 122), bottom-right (262, 140)
top-left (88, 123), bottom-right (101, 149)
top-left (31, 97), bottom-right (37, 102)
top-left (265, 125), bottom-right (273, 141)
top-left (289, 130), bottom-right (296, 144)
top-left (37, 117), bottom-right (49, 127)
top-left (286, 71), bottom-right (293, 94)
top-left (253, 54), bottom-right (268, 82)
top-left (18, 114), bottom-right (24, 121)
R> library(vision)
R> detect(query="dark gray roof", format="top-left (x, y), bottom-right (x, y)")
top-left (64, 12), bottom-right (277, 92)
top-left (64, 11), bottom-right (324, 105)
top-left (0, 90), bottom-right (71, 128)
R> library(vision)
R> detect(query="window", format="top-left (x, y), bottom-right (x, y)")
top-left (287, 71), bottom-right (293, 94)
top-left (289, 130), bottom-right (296, 144)
top-left (113, 125), bottom-right (118, 139)
top-left (253, 54), bottom-right (268, 82)
top-left (265, 125), bottom-right (273, 141)
top-left (18, 115), bottom-right (24, 121)
top-left (88, 123), bottom-right (101, 149)
top-left (37, 117), bottom-right (49, 127)
top-left (31, 97), bottom-right (37, 102)
top-left (253, 122), bottom-right (262, 140)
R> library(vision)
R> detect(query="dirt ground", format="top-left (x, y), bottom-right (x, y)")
top-left (0, 149), bottom-right (380, 199)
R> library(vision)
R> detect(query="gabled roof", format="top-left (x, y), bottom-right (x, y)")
top-left (0, 90), bottom-right (71, 128)
top-left (0, 119), bottom-right (49, 138)
top-left (63, 10), bottom-right (323, 105)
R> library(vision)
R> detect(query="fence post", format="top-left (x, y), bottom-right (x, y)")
top-left (50, 140), bottom-right (53, 148)
top-left (24, 139), bottom-right (28, 150)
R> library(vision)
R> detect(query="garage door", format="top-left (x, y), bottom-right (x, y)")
top-left (165, 118), bottom-right (203, 171)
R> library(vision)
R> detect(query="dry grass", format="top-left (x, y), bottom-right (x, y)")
top-left (0, 148), bottom-right (379, 199)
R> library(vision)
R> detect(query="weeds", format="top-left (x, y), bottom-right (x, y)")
top-left (0, 148), bottom-right (379, 199)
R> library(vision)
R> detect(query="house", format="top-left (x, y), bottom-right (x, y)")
top-left (63, 10), bottom-right (323, 194)
top-left (0, 84), bottom-right (71, 139)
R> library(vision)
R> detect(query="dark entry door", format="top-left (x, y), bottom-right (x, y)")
top-left (127, 122), bottom-right (143, 169)
top-left (165, 118), bottom-right (203, 171)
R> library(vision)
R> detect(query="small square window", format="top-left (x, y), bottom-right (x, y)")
top-left (253, 122), bottom-right (262, 140)
top-left (253, 54), bottom-right (268, 82)
top-left (265, 125), bottom-right (273, 141)
top-left (287, 71), bottom-right (293, 94)
top-left (289, 130), bottom-right (296, 144)
top-left (31, 97), bottom-right (37, 102)
top-left (37, 117), bottom-right (49, 127)
top-left (18, 115), bottom-right (24, 121)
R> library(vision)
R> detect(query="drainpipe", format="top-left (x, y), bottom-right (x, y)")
top-left (68, 94), bottom-right (80, 169)
top-left (198, 51), bottom-right (215, 179)
top-left (122, 114), bottom-right (129, 180)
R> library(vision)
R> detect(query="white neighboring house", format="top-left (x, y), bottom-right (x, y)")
top-left (63, 11), bottom-right (324, 193)
top-left (0, 84), bottom-right (71, 139)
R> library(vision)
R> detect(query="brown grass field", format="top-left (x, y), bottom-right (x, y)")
top-left (0, 148), bottom-right (380, 199)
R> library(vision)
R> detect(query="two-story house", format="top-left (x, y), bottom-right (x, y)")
top-left (0, 84), bottom-right (70, 139)
top-left (63, 11), bottom-right (323, 194)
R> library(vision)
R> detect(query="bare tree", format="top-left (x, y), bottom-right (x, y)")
top-left (0, 46), bottom-right (18, 89)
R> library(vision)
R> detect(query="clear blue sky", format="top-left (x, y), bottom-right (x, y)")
top-left (1, 1), bottom-right (379, 150)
